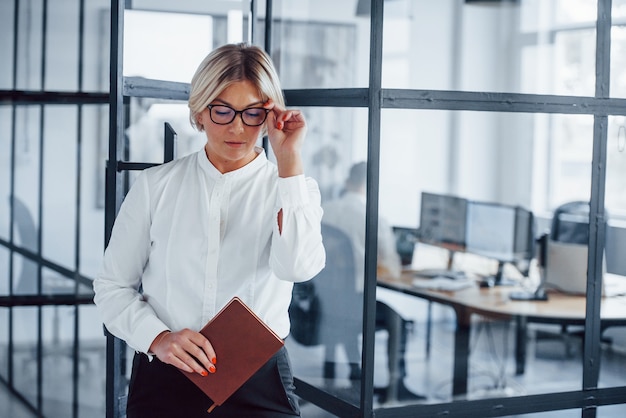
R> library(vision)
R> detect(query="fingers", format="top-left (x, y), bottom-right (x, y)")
top-left (265, 100), bottom-right (305, 131)
top-left (152, 329), bottom-right (217, 376)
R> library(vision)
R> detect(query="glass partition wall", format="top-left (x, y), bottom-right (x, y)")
top-left (2, 0), bottom-right (626, 417)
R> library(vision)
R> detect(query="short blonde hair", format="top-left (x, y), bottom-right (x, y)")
top-left (188, 43), bottom-right (285, 133)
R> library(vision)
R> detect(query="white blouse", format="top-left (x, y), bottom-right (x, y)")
top-left (93, 148), bottom-right (325, 354)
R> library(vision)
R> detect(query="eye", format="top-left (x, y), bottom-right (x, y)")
top-left (214, 106), bottom-right (233, 116)
top-left (244, 108), bottom-right (263, 117)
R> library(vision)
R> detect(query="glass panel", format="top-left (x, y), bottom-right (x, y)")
top-left (285, 107), bottom-right (367, 407)
top-left (383, 0), bottom-right (597, 96)
top-left (0, 307), bottom-right (7, 380)
top-left (546, 114), bottom-right (594, 210)
top-left (0, 247), bottom-right (7, 295)
top-left (271, 0), bottom-right (369, 88)
top-left (376, 109), bottom-right (597, 408)
top-left (126, 98), bottom-right (207, 164)
top-left (612, 0), bottom-right (626, 98)
top-left (13, 106), bottom-right (42, 250)
top-left (79, 105), bottom-right (106, 280)
top-left (82, 0), bottom-right (111, 92)
top-left (599, 404), bottom-right (626, 417)
top-left (78, 305), bottom-right (106, 416)
top-left (41, 305), bottom-right (73, 418)
top-left (123, 9), bottom-right (214, 83)
top-left (15, 0), bottom-right (44, 91)
top-left (600, 116), bottom-right (626, 391)
top-left (45, 0), bottom-right (79, 91)
top-left (13, 253), bottom-right (38, 295)
top-left (0, 106), bottom-right (11, 242)
top-left (12, 307), bottom-right (39, 407)
top-left (0, 0), bottom-right (14, 90)
top-left (42, 106), bottom-right (77, 270)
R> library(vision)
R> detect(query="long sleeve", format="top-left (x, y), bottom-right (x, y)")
top-left (93, 173), bottom-right (169, 353)
top-left (270, 175), bottom-right (326, 282)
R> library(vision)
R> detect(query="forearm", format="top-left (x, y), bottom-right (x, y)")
top-left (275, 152), bottom-right (303, 178)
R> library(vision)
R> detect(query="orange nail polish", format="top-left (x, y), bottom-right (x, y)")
top-left (209, 365), bottom-right (216, 373)
top-left (201, 370), bottom-right (208, 377)
top-left (277, 121), bottom-right (284, 130)
top-left (211, 357), bottom-right (217, 365)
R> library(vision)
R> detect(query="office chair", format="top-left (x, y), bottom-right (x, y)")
top-left (535, 201), bottom-right (611, 357)
top-left (294, 223), bottom-right (363, 381)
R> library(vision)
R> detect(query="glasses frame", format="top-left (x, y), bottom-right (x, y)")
top-left (207, 104), bottom-right (270, 127)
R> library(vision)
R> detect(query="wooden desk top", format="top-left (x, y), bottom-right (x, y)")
top-left (377, 272), bottom-right (626, 325)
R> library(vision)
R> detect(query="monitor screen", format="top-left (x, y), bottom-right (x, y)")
top-left (418, 192), bottom-right (467, 252)
top-left (466, 201), bottom-right (533, 263)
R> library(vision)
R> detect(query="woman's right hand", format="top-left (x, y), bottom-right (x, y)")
top-left (150, 329), bottom-right (217, 376)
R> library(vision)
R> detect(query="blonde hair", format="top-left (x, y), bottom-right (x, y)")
top-left (188, 43), bottom-right (285, 133)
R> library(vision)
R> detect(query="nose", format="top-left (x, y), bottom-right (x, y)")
top-left (229, 114), bottom-right (246, 133)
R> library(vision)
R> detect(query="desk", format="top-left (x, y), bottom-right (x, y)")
top-left (377, 272), bottom-right (626, 397)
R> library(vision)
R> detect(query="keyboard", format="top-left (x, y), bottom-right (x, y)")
top-left (414, 268), bottom-right (466, 281)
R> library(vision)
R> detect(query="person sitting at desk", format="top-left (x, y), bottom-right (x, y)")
top-left (322, 162), bottom-right (423, 403)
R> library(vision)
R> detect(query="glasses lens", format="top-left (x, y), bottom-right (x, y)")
top-left (210, 105), bottom-right (235, 124)
top-left (242, 108), bottom-right (268, 126)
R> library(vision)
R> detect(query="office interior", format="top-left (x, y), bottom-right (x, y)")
top-left (2, 0), bottom-right (626, 417)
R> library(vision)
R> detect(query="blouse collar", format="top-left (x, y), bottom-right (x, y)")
top-left (197, 146), bottom-right (267, 180)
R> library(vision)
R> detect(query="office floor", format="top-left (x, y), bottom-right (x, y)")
top-left (2, 319), bottom-right (626, 418)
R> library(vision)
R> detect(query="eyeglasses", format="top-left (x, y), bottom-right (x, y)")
top-left (207, 104), bottom-right (270, 127)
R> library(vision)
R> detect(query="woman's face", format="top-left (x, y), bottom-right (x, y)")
top-left (198, 80), bottom-right (266, 173)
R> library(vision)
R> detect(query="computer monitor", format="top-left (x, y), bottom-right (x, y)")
top-left (418, 192), bottom-right (467, 253)
top-left (466, 200), bottom-right (534, 285)
top-left (466, 201), bottom-right (533, 264)
top-left (418, 191), bottom-right (534, 285)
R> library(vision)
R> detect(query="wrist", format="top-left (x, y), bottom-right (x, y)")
top-left (149, 330), bottom-right (170, 354)
top-left (276, 154), bottom-right (303, 178)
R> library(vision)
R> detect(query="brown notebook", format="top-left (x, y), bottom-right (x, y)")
top-left (180, 297), bottom-right (284, 413)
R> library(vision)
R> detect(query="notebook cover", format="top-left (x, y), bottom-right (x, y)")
top-left (180, 297), bottom-right (284, 409)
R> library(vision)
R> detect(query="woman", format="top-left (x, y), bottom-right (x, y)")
top-left (93, 43), bottom-right (326, 417)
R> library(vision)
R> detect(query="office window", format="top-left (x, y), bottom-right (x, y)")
top-left (382, 0), bottom-right (597, 95)
top-left (376, 108), bottom-right (626, 403)
top-left (270, 0), bottom-right (370, 88)
top-left (123, 10), bottom-right (213, 83)
top-left (285, 107), bottom-right (368, 408)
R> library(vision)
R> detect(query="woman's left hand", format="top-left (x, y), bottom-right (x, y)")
top-left (265, 100), bottom-right (306, 178)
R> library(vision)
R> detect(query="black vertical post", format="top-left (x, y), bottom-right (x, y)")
top-left (106, 1), bottom-right (127, 417)
top-left (362, 0), bottom-right (384, 415)
top-left (262, 0), bottom-right (273, 154)
top-left (164, 122), bottom-right (177, 163)
top-left (582, 1), bottom-right (611, 418)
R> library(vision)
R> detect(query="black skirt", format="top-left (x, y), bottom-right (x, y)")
top-left (126, 346), bottom-right (301, 418)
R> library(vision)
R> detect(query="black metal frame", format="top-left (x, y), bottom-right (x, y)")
top-left (0, 0), bottom-right (108, 417)
top-left (100, 0), bottom-right (626, 417)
